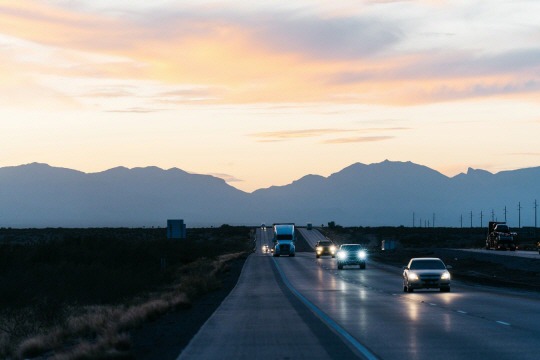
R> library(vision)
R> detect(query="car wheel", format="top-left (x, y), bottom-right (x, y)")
top-left (338, 263), bottom-right (343, 270)
top-left (360, 263), bottom-right (366, 270)
top-left (316, 255), bottom-right (320, 258)
top-left (403, 286), bottom-right (407, 292)
top-left (273, 253), bottom-right (279, 257)
top-left (289, 253), bottom-right (295, 257)
top-left (440, 287), bottom-right (450, 292)
top-left (331, 255), bottom-right (335, 258)
top-left (407, 285), bottom-right (414, 293)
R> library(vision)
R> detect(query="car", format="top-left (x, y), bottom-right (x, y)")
top-left (336, 244), bottom-right (367, 269)
top-left (403, 257), bottom-right (452, 293)
top-left (261, 223), bottom-right (266, 231)
top-left (262, 244), bottom-right (269, 253)
top-left (315, 240), bottom-right (337, 258)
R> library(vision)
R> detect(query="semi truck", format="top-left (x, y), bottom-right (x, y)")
top-left (272, 223), bottom-right (296, 257)
top-left (486, 221), bottom-right (517, 251)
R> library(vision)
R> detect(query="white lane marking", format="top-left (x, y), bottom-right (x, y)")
top-left (496, 321), bottom-right (511, 326)
top-left (429, 303), bottom-right (437, 306)
top-left (457, 310), bottom-right (467, 314)
top-left (272, 257), bottom-right (380, 360)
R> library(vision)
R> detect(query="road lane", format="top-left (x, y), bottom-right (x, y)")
top-left (279, 252), bottom-right (540, 360)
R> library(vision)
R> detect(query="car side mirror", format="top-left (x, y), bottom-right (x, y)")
top-left (402, 266), bottom-right (408, 270)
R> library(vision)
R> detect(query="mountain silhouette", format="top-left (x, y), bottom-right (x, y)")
top-left (0, 161), bottom-right (538, 227)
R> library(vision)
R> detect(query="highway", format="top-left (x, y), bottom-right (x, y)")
top-left (178, 228), bottom-right (540, 359)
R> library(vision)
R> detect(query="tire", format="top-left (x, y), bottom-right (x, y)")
top-left (440, 287), bottom-right (451, 292)
top-left (316, 255), bottom-right (320, 259)
top-left (338, 263), bottom-right (343, 270)
top-left (273, 253), bottom-right (279, 257)
top-left (403, 286), bottom-right (407, 293)
top-left (331, 255), bottom-right (335, 258)
top-left (289, 253), bottom-right (295, 257)
top-left (360, 263), bottom-right (366, 270)
top-left (407, 286), bottom-right (414, 293)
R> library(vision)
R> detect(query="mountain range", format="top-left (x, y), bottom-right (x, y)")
top-left (1, 161), bottom-right (539, 228)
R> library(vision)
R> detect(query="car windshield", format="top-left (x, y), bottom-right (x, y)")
top-left (319, 242), bottom-right (333, 246)
top-left (496, 225), bottom-right (509, 232)
top-left (341, 245), bottom-right (362, 251)
top-left (276, 234), bottom-right (293, 240)
top-left (409, 260), bottom-right (446, 270)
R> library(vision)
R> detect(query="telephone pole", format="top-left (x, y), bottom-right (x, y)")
top-left (504, 206), bottom-right (507, 222)
top-left (433, 213), bottom-right (435, 228)
top-left (518, 202), bottom-right (522, 228)
top-left (460, 214), bottom-right (463, 228)
top-left (480, 211), bottom-right (483, 228)
top-left (413, 212), bottom-right (415, 228)
top-left (470, 211), bottom-right (473, 228)
top-left (534, 200), bottom-right (538, 228)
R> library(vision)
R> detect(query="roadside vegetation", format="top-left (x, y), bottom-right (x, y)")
top-left (0, 226), bottom-right (253, 359)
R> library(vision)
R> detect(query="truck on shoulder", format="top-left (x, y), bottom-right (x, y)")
top-left (486, 221), bottom-right (517, 251)
top-left (272, 223), bottom-right (296, 257)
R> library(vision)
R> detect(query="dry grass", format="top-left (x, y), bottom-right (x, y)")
top-left (8, 251), bottom-right (247, 360)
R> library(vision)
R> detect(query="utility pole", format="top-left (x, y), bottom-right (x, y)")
top-left (433, 213), bottom-right (435, 228)
top-left (518, 202), bottom-right (522, 228)
top-left (413, 212), bottom-right (415, 228)
top-left (460, 214), bottom-right (463, 228)
top-left (470, 211), bottom-right (473, 228)
top-left (491, 209), bottom-right (494, 222)
top-left (534, 200), bottom-right (538, 228)
top-left (504, 206), bottom-right (507, 222)
top-left (480, 211), bottom-right (483, 228)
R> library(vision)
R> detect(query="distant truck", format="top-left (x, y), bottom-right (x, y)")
top-left (272, 223), bottom-right (296, 257)
top-left (486, 221), bottom-right (517, 251)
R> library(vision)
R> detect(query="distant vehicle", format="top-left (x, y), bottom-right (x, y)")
top-left (272, 223), bottom-right (296, 257)
top-left (486, 221), bottom-right (516, 251)
top-left (307, 223), bottom-right (313, 230)
top-left (315, 240), bottom-right (336, 258)
top-left (262, 244), bottom-right (269, 253)
top-left (403, 257), bottom-right (452, 293)
top-left (336, 244), bottom-right (366, 269)
top-left (261, 223), bottom-right (266, 231)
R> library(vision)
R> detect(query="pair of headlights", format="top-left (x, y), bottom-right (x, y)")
top-left (337, 250), bottom-right (367, 260)
top-left (407, 271), bottom-right (451, 281)
top-left (316, 246), bottom-right (336, 252)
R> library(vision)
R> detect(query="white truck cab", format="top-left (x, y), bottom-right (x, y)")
top-left (272, 223), bottom-right (296, 257)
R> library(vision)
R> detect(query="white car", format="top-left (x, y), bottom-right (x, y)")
top-left (403, 257), bottom-right (452, 292)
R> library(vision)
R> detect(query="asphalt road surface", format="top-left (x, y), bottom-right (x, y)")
top-left (178, 228), bottom-right (540, 359)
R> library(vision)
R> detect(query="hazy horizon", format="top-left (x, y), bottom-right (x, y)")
top-left (2, 1), bottom-right (540, 192)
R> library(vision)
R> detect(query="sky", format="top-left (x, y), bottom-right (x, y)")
top-left (1, 0), bottom-right (540, 192)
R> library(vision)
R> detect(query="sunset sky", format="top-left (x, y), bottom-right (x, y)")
top-left (1, 0), bottom-right (540, 192)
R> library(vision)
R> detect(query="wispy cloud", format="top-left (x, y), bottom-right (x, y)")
top-left (207, 173), bottom-right (244, 183)
top-left (323, 136), bottom-right (394, 144)
top-left (250, 129), bottom-right (351, 142)
top-left (105, 107), bottom-right (166, 113)
top-left (251, 127), bottom-right (408, 142)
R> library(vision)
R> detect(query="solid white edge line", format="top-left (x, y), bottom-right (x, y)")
top-left (272, 257), bottom-right (380, 360)
top-left (496, 321), bottom-right (511, 326)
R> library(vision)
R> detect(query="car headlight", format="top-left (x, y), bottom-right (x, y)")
top-left (358, 250), bottom-right (367, 259)
top-left (330, 246), bottom-right (336, 253)
top-left (408, 272), bottom-right (419, 281)
top-left (316, 246), bottom-right (322, 252)
top-left (337, 251), bottom-right (348, 260)
top-left (441, 271), bottom-right (451, 280)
